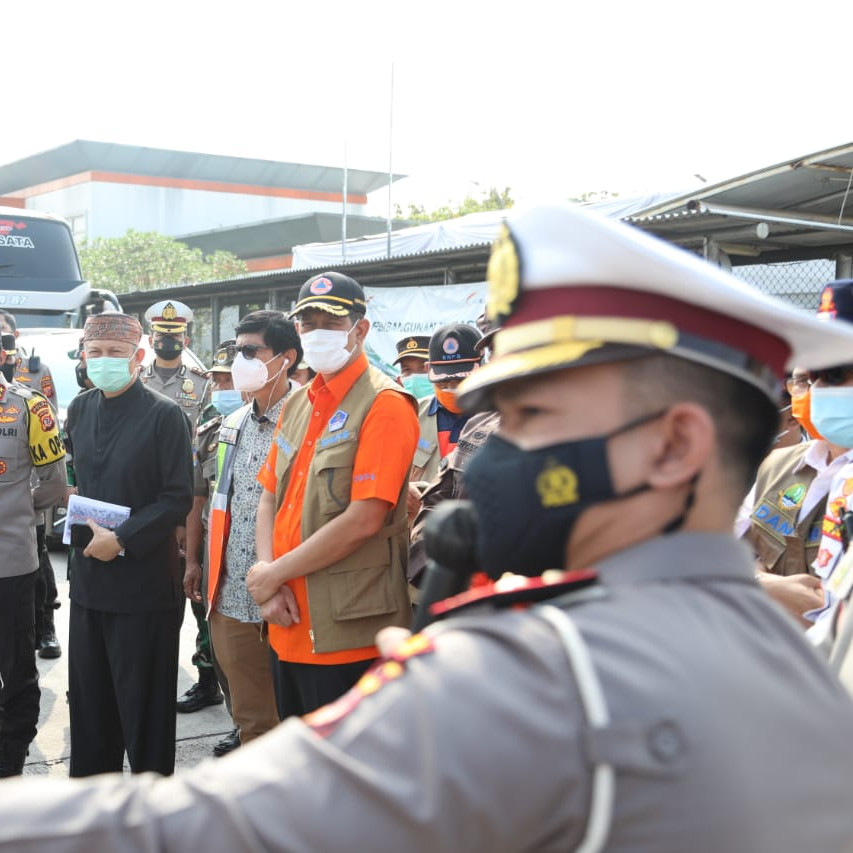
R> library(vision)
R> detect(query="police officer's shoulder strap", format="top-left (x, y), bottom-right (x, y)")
top-left (188, 364), bottom-right (207, 378)
top-left (4, 380), bottom-right (32, 400)
top-left (196, 414), bottom-right (223, 438)
top-left (430, 569), bottom-right (601, 620)
top-left (537, 604), bottom-right (614, 853)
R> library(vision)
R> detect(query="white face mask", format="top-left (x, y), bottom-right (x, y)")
top-left (300, 325), bottom-right (356, 374)
top-left (231, 352), bottom-right (288, 393)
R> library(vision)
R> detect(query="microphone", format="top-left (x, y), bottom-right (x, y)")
top-left (411, 500), bottom-right (479, 633)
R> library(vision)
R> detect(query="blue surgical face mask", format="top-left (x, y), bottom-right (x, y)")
top-left (86, 353), bottom-right (137, 393)
top-left (809, 385), bottom-right (853, 447)
top-left (211, 389), bottom-right (244, 416)
top-left (401, 373), bottom-right (433, 400)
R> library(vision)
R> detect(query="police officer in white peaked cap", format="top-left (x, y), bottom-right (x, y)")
top-left (2, 203), bottom-right (853, 852)
top-left (141, 299), bottom-right (208, 429)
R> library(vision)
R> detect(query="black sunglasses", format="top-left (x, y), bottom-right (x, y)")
top-left (233, 343), bottom-right (272, 360)
top-left (808, 365), bottom-right (853, 386)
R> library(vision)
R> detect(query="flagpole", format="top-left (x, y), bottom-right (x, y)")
top-left (342, 138), bottom-right (348, 262)
top-left (387, 61), bottom-right (394, 258)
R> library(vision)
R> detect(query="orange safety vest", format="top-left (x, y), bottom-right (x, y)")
top-left (206, 405), bottom-right (252, 614)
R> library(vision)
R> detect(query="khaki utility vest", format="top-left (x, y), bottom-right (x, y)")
top-left (410, 396), bottom-right (440, 484)
top-left (274, 366), bottom-right (415, 653)
top-left (744, 443), bottom-right (823, 576)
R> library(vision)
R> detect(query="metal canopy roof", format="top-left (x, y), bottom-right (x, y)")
top-left (0, 140), bottom-right (402, 196)
top-left (177, 213), bottom-right (413, 260)
top-left (629, 142), bottom-right (853, 263)
top-left (117, 243), bottom-right (490, 314)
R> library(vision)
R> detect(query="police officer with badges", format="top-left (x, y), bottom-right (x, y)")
top-left (0, 335), bottom-right (66, 777)
top-left (5, 205), bottom-right (853, 850)
top-left (0, 309), bottom-right (64, 659)
top-left (141, 300), bottom-right (208, 428)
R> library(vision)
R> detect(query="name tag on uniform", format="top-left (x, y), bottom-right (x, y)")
top-left (220, 426), bottom-right (239, 445)
top-left (329, 410), bottom-right (348, 432)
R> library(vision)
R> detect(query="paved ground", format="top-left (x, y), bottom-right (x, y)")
top-left (24, 551), bottom-right (234, 777)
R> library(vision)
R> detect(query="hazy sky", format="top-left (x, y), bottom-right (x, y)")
top-left (7, 1), bottom-right (853, 216)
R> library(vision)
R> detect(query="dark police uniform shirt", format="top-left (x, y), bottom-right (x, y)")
top-left (66, 379), bottom-right (194, 612)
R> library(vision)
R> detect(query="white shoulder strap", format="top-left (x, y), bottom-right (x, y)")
top-left (538, 604), bottom-right (614, 853)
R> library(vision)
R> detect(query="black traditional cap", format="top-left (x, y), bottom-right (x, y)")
top-left (145, 299), bottom-right (193, 334)
top-left (289, 272), bottom-right (367, 319)
top-left (428, 323), bottom-right (483, 380)
top-left (457, 204), bottom-right (853, 412)
top-left (208, 339), bottom-right (237, 374)
top-left (392, 335), bottom-right (430, 366)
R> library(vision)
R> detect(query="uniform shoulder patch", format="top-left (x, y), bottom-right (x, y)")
top-left (430, 569), bottom-right (600, 621)
top-left (304, 635), bottom-right (435, 738)
top-left (26, 393), bottom-right (65, 466)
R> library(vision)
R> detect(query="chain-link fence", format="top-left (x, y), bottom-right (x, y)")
top-left (730, 259), bottom-right (836, 311)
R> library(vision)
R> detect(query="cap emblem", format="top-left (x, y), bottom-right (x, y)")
top-left (310, 277), bottom-right (334, 296)
top-left (443, 337), bottom-right (460, 355)
top-left (536, 459), bottom-right (579, 508)
top-left (406, 338), bottom-right (418, 350)
top-left (162, 302), bottom-right (178, 321)
top-left (486, 223), bottom-right (521, 324)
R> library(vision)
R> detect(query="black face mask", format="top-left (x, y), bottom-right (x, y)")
top-left (75, 361), bottom-right (90, 389)
top-left (462, 411), bottom-right (666, 579)
top-left (154, 338), bottom-right (184, 360)
top-left (0, 362), bottom-right (14, 383)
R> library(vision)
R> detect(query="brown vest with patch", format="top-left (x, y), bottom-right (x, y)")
top-left (743, 443), bottom-right (823, 576)
top-left (274, 366), bottom-right (415, 653)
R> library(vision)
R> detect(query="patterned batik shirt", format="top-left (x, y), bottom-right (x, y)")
top-left (216, 392), bottom-right (289, 622)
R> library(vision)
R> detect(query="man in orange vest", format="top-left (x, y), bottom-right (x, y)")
top-left (248, 272), bottom-right (419, 717)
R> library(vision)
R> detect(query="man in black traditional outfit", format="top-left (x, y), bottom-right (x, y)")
top-left (65, 312), bottom-right (194, 777)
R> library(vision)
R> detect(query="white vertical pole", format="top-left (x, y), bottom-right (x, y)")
top-left (342, 138), bottom-right (348, 262)
top-left (387, 61), bottom-right (394, 258)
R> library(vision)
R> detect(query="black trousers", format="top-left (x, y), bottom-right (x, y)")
top-left (68, 602), bottom-right (182, 777)
top-left (0, 571), bottom-right (40, 752)
top-left (34, 525), bottom-right (59, 639)
top-left (270, 650), bottom-right (375, 720)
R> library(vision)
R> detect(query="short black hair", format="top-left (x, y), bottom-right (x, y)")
top-left (235, 310), bottom-right (302, 376)
top-left (0, 309), bottom-right (16, 332)
top-left (620, 353), bottom-right (779, 497)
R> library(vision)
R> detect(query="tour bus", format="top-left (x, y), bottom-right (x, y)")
top-left (0, 206), bottom-right (120, 327)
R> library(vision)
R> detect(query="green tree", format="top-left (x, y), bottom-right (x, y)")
top-left (78, 230), bottom-right (247, 294)
top-left (395, 186), bottom-right (514, 223)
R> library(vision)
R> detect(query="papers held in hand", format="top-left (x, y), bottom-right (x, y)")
top-left (63, 494), bottom-right (131, 554)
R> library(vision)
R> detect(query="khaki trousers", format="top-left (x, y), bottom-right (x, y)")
top-left (209, 610), bottom-right (279, 744)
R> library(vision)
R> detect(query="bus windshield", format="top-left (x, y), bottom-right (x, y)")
top-left (0, 211), bottom-right (89, 326)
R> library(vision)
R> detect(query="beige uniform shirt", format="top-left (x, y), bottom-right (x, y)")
top-left (1, 532), bottom-right (853, 851)
top-left (141, 362), bottom-right (208, 430)
top-left (0, 376), bottom-right (67, 578)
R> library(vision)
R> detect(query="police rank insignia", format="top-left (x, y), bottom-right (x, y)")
top-left (537, 458), bottom-right (579, 508)
top-left (779, 483), bottom-right (806, 510)
top-left (486, 223), bottom-right (521, 324)
top-left (182, 378), bottom-right (195, 393)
